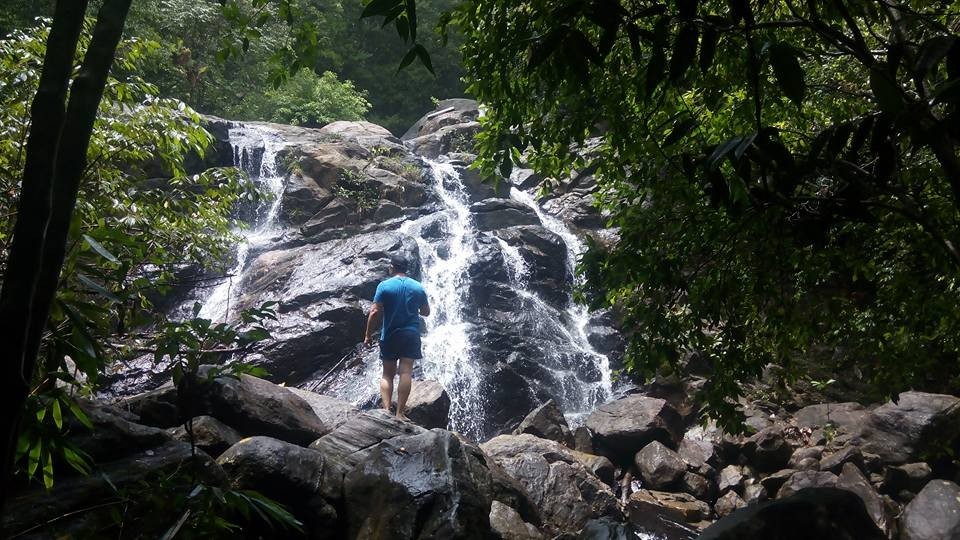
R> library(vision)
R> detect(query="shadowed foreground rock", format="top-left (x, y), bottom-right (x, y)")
top-left (344, 429), bottom-right (496, 539)
top-left (698, 488), bottom-right (885, 540)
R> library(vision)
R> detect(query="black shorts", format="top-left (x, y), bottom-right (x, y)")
top-left (379, 329), bottom-right (423, 361)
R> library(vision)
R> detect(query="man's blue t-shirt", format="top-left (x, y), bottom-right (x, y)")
top-left (373, 276), bottom-right (428, 341)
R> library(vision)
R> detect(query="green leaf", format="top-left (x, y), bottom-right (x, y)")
top-left (76, 274), bottom-right (121, 303)
top-left (27, 439), bottom-right (41, 477)
top-left (83, 234), bottom-right (119, 264)
top-left (699, 27), bottom-right (718, 73)
top-left (361, 0), bottom-right (402, 18)
top-left (414, 44), bottom-right (434, 75)
top-left (52, 399), bottom-right (63, 430)
top-left (869, 64), bottom-right (904, 113)
top-left (769, 42), bottom-right (805, 107)
top-left (398, 46), bottom-right (418, 71)
top-left (42, 450), bottom-right (54, 489)
top-left (663, 117), bottom-right (698, 147)
top-left (670, 24), bottom-right (699, 81)
top-left (67, 400), bottom-right (93, 430)
top-left (708, 137), bottom-right (743, 169)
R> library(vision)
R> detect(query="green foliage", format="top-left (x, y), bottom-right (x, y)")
top-left (237, 68), bottom-right (370, 127)
top-left (334, 169), bottom-right (381, 213)
top-left (432, 0), bottom-right (960, 428)
top-left (0, 20), bottom-right (261, 486)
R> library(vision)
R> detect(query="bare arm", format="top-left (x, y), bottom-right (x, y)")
top-left (419, 302), bottom-right (431, 317)
top-left (364, 303), bottom-right (383, 346)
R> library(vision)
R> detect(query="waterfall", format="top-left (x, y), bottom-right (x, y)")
top-left (399, 161), bottom-right (485, 438)
top-left (198, 125), bottom-right (286, 321)
top-left (509, 187), bottom-right (613, 425)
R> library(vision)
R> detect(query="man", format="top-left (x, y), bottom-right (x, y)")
top-left (364, 255), bottom-right (430, 419)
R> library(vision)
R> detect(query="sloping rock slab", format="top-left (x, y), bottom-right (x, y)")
top-left (698, 488), bottom-right (885, 540)
top-left (309, 409), bottom-right (425, 476)
top-left (852, 391), bottom-right (960, 464)
top-left (584, 395), bottom-right (683, 463)
top-left (287, 388), bottom-right (358, 431)
top-left (344, 429), bottom-right (495, 539)
top-left (198, 373), bottom-right (329, 445)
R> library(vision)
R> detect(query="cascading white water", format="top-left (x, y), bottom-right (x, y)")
top-left (509, 186), bottom-right (614, 424)
top-left (399, 160), bottom-right (485, 438)
top-left (198, 125), bottom-right (286, 321)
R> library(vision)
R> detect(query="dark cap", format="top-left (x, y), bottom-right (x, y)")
top-left (389, 255), bottom-right (409, 273)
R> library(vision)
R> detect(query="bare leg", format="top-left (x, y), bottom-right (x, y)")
top-left (380, 359), bottom-right (397, 412)
top-left (396, 357), bottom-right (414, 419)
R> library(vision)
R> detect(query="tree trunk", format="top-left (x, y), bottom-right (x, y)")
top-left (0, 0), bottom-right (132, 515)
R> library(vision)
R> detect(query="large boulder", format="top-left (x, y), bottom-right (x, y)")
top-left (776, 470), bottom-right (839, 499)
top-left (68, 402), bottom-right (172, 463)
top-left (344, 429), bottom-right (495, 539)
top-left (402, 99), bottom-right (480, 141)
top-left (405, 379), bottom-right (451, 429)
top-left (115, 384), bottom-right (179, 428)
top-left (793, 402), bottom-right (869, 432)
top-left (471, 199), bottom-right (540, 231)
top-left (634, 441), bottom-right (687, 490)
top-left (585, 395), bottom-right (683, 464)
top-left (309, 410), bottom-right (426, 476)
top-left (318, 120), bottom-right (400, 148)
top-left (280, 172), bottom-right (335, 226)
top-left (216, 436), bottom-right (340, 535)
top-left (481, 434), bottom-right (613, 483)
top-left (406, 122), bottom-right (481, 158)
top-left (698, 488), bottom-right (886, 540)
top-left (742, 426), bottom-right (793, 472)
top-left (195, 373), bottom-right (329, 445)
top-left (625, 490), bottom-right (712, 537)
top-left (899, 480), bottom-right (960, 540)
top-left (512, 400), bottom-right (574, 447)
top-left (852, 391), bottom-right (960, 464)
top-left (481, 434), bottom-right (619, 532)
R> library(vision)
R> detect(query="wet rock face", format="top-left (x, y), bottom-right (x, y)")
top-left (344, 430), bottom-right (496, 540)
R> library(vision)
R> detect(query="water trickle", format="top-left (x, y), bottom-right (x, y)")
top-left (199, 125), bottom-right (286, 322)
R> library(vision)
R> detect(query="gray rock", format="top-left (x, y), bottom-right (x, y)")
top-left (513, 400), bottom-right (573, 447)
top-left (471, 199), bottom-right (539, 231)
top-left (759, 469), bottom-right (796, 494)
top-left (626, 490), bottom-right (712, 535)
top-left (742, 426), bottom-right (793, 472)
top-left (718, 465), bottom-right (747, 495)
top-left (796, 457), bottom-right (822, 471)
top-left (836, 462), bottom-right (892, 537)
top-left (196, 373), bottom-right (329, 445)
top-left (573, 426), bottom-right (594, 454)
top-left (457, 166), bottom-right (511, 202)
top-left (217, 436), bottom-right (340, 529)
top-left (794, 402), bottom-right (869, 432)
top-left (900, 480), bottom-right (960, 540)
top-left (481, 433), bottom-right (614, 486)
top-left (853, 391), bottom-right (960, 464)
top-left (405, 380), bottom-right (451, 429)
top-left (407, 121), bottom-right (481, 158)
top-left (115, 384), bottom-right (179, 428)
top-left (715, 491), bottom-right (747, 517)
top-left (318, 120), bottom-right (400, 148)
top-left (820, 446), bottom-right (864, 474)
top-left (698, 488), bottom-right (885, 540)
top-left (486, 449), bottom-right (619, 532)
top-left (402, 99), bottom-right (480, 141)
top-left (679, 438), bottom-right (720, 469)
top-left (310, 409), bottom-right (425, 476)
top-left (634, 441), bottom-right (687, 490)
top-left (280, 173), bottom-right (334, 225)
top-left (168, 415), bottom-right (241, 457)
top-left (344, 429), bottom-right (496, 539)
top-left (584, 395), bottom-right (683, 464)
top-left (743, 483), bottom-right (768, 505)
top-left (286, 388), bottom-right (358, 430)
top-left (510, 169), bottom-right (541, 190)
top-left (788, 445), bottom-right (824, 468)
top-left (68, 402), bottom-right (173, 464)
top-left (680, 471), bottom-right (716, 502)
top-left (776, 470), bottom-right (839, 499)
top-left (489, 500), bottom-right (543, 540)
top-left (883, 462), bottom-right (932, 494)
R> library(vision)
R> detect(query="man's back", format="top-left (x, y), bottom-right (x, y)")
top-left (373, 276), bottom-right (427, 340)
